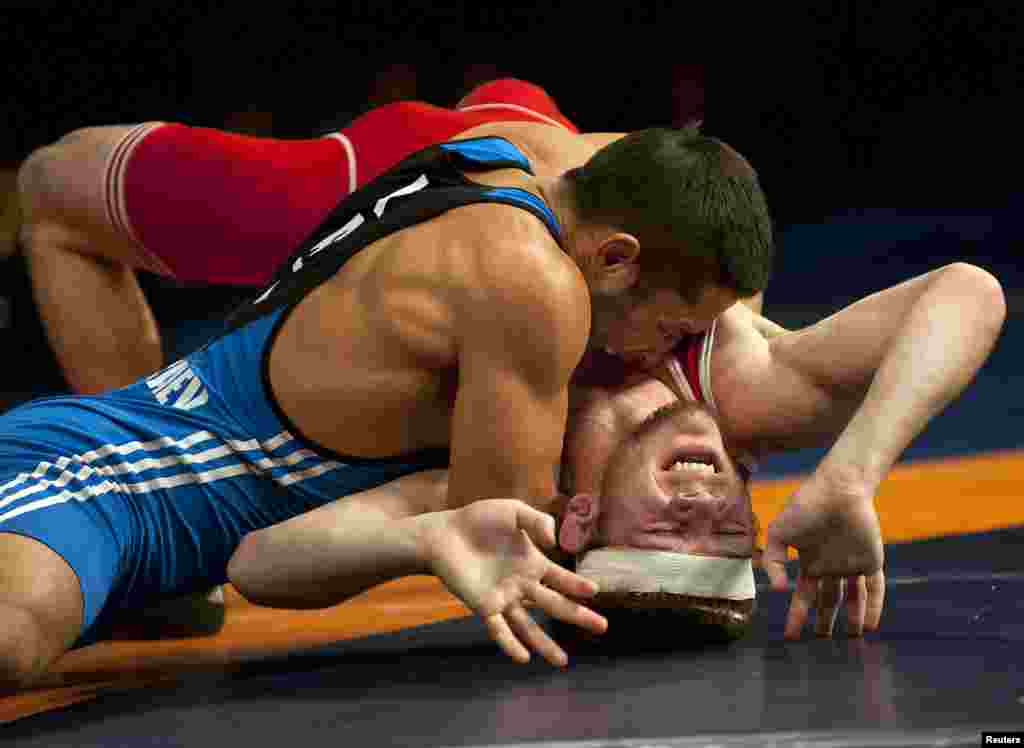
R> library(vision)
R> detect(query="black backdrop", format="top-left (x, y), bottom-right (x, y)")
top-left (4, 2), bottom-right (1021, 226)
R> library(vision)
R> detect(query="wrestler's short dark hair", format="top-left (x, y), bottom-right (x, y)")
top-left (567, 126), bottom-right (773, 299)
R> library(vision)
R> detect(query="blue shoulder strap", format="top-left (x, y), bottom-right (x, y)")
top-left (479, 187), bottom-right (561, 241)
top-left (439, 137), bottom-right (533, 172)
top-left (440, 137), bottom-right (561, 241)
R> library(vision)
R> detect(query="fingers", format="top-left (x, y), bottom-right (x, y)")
top-left (784, 573), bottom-right (880, 640)
top-left (541, 560), bottom-right (600, 600)
top-left (814, 577), bottom-right (846, 638)
top-left (845, 575), bottom-right (868, 637)
top-left (506, 604), bottom-right (568, 667)
top-left (488, 598), bottom-right (601, 668)
top-left (515, 504), bottom-right (557, 549)
top-left (864, 570), bottom-right (885, 632)
top-left (783, 574), bottom-right (816, 640)
top-left (527, 579), bottom-right (607, 636)
top-left (483, 573), bottom-right (608, 667)
top-left (484, 612), bottom-right (531, 664)
top-left (761, 536), bottom-right (791, 592)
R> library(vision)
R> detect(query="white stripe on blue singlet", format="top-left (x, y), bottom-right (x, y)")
top-left (0, 429), bottom-right (340, 523)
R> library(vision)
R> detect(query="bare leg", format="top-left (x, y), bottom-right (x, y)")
top-left (0, 533), bottom-right (83, 690)
top-left (21, 225), bottom-right (163, 394)
top-left (17, 125), bottom-right (167, 394)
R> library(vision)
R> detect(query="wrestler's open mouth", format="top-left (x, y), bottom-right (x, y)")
top-left (662, 452), bottom-right (719, 475)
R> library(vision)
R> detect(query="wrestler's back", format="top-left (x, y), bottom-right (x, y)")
top-left (269, 126), bottom-right (597, 461)
top-left (452, 120), bottom-right (600, 176)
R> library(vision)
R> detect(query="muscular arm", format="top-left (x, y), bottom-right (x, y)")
top-left (445, 236), bottom-right (589, 510)
top-left (715, 263), bottom-right (1006, 490)
top-left (227, 470), bottom-right (449, 609)
top-left (229, 236), bottom-right (591, 609)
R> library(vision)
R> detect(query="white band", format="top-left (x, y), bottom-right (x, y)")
top-left (577, 548), bottom-right (756, 601)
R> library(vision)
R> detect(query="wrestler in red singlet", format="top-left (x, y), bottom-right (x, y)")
top-left (109, 79), bottom-right (579, 286)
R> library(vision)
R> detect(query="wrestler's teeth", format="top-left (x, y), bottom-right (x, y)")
top-left (670, 460), bottom-right (715, 475)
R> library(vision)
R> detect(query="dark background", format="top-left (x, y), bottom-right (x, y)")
top-left (4, 2), bottom-right (1021, 220)
top-left (0, 2), bottom-right (1021, 472)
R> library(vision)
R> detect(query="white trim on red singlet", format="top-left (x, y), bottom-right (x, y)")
top-left (699, 319), bottom-right (718, 412)
top-left (323, 132), bottom-right (357, 194)
top-left (103, 122), bottom-right (173, 276)
top-left (454, 102), bottom-right (571, 131)
top-left (665, 354), bottom-right (698, 403)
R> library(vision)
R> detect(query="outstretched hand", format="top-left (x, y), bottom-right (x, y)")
top-left (761, 479), bottom-right (885, 639)
top-left (425, 499), bottom-right (608, 666)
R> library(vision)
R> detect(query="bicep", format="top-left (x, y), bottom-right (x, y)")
top-left (444, 233), bottom-right (589, 509)
top-left (712, 306), bottom-right (859, 458)
top-left (723, 272), bottom-right (956, 455)
top-left (447, 344), bottom-right (571, 508)
top-left (449, 302), bottom-right (585, 506)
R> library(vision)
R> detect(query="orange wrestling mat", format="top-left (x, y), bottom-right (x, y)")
top-left (4, 448), bottom-right (1023, 724)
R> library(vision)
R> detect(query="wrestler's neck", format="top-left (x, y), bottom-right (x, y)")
top-left (534, 175), bottom-right (586, 258)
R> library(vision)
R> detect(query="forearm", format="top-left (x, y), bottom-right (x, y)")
top-left (820, 263), bottom-right (1005, 491)
top-left (228, 509), bottom-right (442, 610)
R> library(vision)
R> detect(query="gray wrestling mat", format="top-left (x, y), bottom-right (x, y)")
top-left (6, 528), bottom-right (1024, 748)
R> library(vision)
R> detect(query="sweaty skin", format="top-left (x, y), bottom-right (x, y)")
top-left (3, 124), bottom-right (753, 688)
top-left (3, 111), bottom-right (1004, 686)
top-left (16, 120), bottom-right (758, 396)
top-left (267, 129), bottom-right (593, 510)
top-left (268, 123), bottom-right (592, 463)
top-left (268, 121), bottom-right (740, 511)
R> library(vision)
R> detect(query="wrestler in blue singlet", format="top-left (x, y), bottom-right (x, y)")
top-left (0, 137), bottom-right (563, 644)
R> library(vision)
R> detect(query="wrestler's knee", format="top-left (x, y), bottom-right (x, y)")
top-left (18, 123), bottom-right (162, 218)
top-left (17, 126), bottom-right (99, 197)
top-left (0, 603), bottom-right (54, 690)
top-left (17, 136), bottom-right (78, 225)
top-left (0, 534), bottom-right (83, 691)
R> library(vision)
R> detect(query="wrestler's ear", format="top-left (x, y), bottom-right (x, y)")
top-left (558, 493), bottom-right (602, 554)
top-left (594, 233), bottom-right (641, 293)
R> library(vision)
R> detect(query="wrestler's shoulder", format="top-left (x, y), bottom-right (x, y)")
top-left (429, 207), bottom-right (588, 363)
top-left (707, 304), bottom-right (772, 403)
top-left (450, 204), bottom-right (585, 309)
top-left (448, 121), bottom-right (597, 175)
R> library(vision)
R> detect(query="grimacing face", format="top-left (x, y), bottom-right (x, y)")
top-left (597, 401), bottom-right (755, 558)
top-left (589, 283), bottom-right (738, 371)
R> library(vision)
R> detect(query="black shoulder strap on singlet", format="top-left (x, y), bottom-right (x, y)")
top-left (226, 137), bottom-right (563, 332)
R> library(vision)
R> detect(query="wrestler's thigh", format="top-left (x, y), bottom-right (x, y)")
top-left (18, 123), bottom-right (164, 270)
top-left (0, 533), bottom-right (84, 664)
